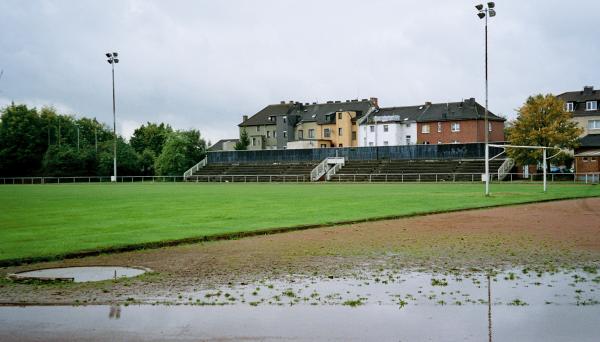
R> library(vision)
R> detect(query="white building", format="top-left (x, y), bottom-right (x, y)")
top-left (358, 107), bottom-right (418, 147)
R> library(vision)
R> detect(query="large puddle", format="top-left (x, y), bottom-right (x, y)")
top-left (1, 268), bottom-right (599, 341)
top-left (10, 266), bottom-right (147, 282)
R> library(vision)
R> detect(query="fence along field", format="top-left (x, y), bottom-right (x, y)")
top-left (1, 182), bottom-right (599, 265)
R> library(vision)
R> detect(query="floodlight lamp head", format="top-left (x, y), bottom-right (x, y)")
top-left (475, 4), bottom-right (484, 11)
top-left (489, 8), bottom-right (496, 17)
top-left (114, 58), bottom-right (119, 63)
top-left (487, 2), bottom-right (495, 9)
top-left (106, 53), bottom-right (112, 58)
top-left (113, 52), bottom-right (118, 57)
top-left (477, 12), bottom-right (486, 19)
top-left (107, 59), bottom-right (113, 64)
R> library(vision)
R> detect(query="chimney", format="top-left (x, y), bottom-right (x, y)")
top-left (468, 97), bottom-right (476, 105)
top-left (243, 115), bottom-right (248, 122)
top-left (425, 101), bottom-right (432, 106)
top-left (584, 86), bottom-right (594, 95)
top-left (280, 101), bottom-right (285, 104)
top-left (369, 97), bottom-right (379, 108)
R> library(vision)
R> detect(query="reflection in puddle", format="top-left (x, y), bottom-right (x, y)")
top-left (1, 268), bottom-right (599, 341)
top-left (11, 266), bottom-right (147, 282)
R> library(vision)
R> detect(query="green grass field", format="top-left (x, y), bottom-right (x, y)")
top-left (1, 182), bottom-right (599, 263)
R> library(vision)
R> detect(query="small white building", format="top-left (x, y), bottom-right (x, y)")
top-left (358, 107), bottom-right (418, 147)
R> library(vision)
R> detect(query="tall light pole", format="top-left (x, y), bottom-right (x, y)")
top-left (106, 52), bottom-right (119, 182)
top-left (476, 2), bottom-right (496, 196)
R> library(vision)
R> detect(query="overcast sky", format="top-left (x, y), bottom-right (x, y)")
top-left (1, 0), bottom-right (599, 144)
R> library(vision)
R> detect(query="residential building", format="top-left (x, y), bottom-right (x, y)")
top-left (557, 86), bottom-right (600, 137)
top-left (239, 98), bottom-right (378, 150)
top-left (207, 139), bottom-right (239, 152)
top-left (238, 102), bottom-right (296, 150)
top-left (358, 98), bottom-right (505, 146)
top-left (557, 86), bottom-right (600, 174)
top-left (358, 106), bottom-right (418, 146)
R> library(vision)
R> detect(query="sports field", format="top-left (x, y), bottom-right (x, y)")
top-left (1, 182), bottom-right (599, 263)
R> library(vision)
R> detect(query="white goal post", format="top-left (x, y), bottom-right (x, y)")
top-left (485, 144), bottom-right (553, 196)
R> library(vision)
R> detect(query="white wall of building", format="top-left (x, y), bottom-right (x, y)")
top-left (358, 121), bottom-right (417, 147)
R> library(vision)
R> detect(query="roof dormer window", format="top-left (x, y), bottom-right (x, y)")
top-left (565, 102), bottom-right (574, 112)
top-left (586, 101), bottom-right (597, 111)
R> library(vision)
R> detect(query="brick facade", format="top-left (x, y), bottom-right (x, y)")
top-left (417, 120), bottom-right (504, 144)
top-left (575, 157), bottom-right (600, 173)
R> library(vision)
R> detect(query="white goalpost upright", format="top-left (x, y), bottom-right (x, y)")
top-left (485, 144), bottom-right (550, 196)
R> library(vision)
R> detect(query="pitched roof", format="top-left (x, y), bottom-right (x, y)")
top-left (239, 103), bottom-right (295, 127)
top-left (557, 86), bottom-right (600, 117)
top-left (208, 139), bottom-right (239, 151)
top-left (364, 99), bottom-right (504, 124)
top-left (579, 134), bottom-right (600, 148)
top-left (294, 99), bottom-right (375, 125)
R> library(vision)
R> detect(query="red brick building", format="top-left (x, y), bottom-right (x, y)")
top-left (414, 98), bottom-right (505, 144)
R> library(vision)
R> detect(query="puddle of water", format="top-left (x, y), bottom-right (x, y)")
top-left (11, 266), bottom-right (147, 282)
top-left (1, 304), bottom-right (599, 341)
top-left (174, 268), bottom-right (600, 307)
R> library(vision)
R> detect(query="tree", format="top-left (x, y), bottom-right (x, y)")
top-left (507, 94), bottom-right (582, 169)
top-left (97, 138), bottom-right (141, 176)
top-left (42, 145), bottom-right (97, 176)
top-left (130, 122), bottom-right (173, 155)
top-left (235, 128), bottom-right (250, 150)
top-left (0, 104), bottom-right (46, 176)
top-left (154, 130), bottom-right (207, 175)
top-left (138, 148), bottom-right (156, 176)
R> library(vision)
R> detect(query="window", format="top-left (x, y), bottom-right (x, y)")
top-left (406, 135), bottom-right (411, 145)
top-left (283, 131), bottom-right (287, 138)
top-left (252, 137), bottom-right (256, 146)
top-left (274, 131), bottom-right (277, 138)
top-left (370, 125), bottom-right (375, 132)
top-left (406, 123), bottom-right (411, 128)
top-left (383, 125), bottom-right (389, 132)
top-left (308, 129), bottom-right (315, 139)
top-left (320, 144), bottom-right (327, 148)
top-left (324, 128), bottom-right (331, 138)
top-left (338, 144), bottom-right (343, 147)
top-left (422, 141), bottom-right (430, 145)
top-left (267, 131), bottom-right (271, 138)
top-left (583, 157), bottom-right (589, 162)
top-left (586, 101), bottom-right (598, 111)
top-left (437, 122), bottom-right (442, 133)
top-left (451, 122), bottom-right (460, 132)
top-left (422, 124), bottom-right (430, 134)
top-left (268, 116), bottom-right (276, 122)
top-left (298, 130), bottom-right (304, 139)
top-left (589, 120), bottom-right (600, 129)
top-left (256, 126), bottom-right (260, 132)
top-left (352, 131), bottom-right (357, 140)
top-left (489, 122), bottom-right (492, 132)
top-left (338, 128), bottom-right (343, 136)
top-left (383, 141), bottom-right (389, 146)
top-left (338, 113), bottom-right (342, 120)
top-left (369, 142), bottom-right (374, 146)
top-left (565, 102), bottom-right (574, 112)
top-left (283, 117), bottom-right (287, 124)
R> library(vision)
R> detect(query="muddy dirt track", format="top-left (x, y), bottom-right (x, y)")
top-left (1, 198), bottom-right (599, 305)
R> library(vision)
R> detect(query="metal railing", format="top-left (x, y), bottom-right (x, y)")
top-left (329, 172), bottom-right (600, 183)
top-left (0, 176), bottom-right (185, 184)
top-left (183, 157), bottom-right (207, 179)
top-left (183, 174), bottom-right (307, 183)
top-left (310, 157), bottom-right (345, 181)
top-left (1, 172), bottom-right (598, 184)
top-left (497, 158), bottom-right (515, 181)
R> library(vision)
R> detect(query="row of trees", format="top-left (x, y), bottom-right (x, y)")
top-left (0, 104), bottom-right (206, 177)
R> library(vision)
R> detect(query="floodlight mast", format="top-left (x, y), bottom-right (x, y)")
top-left (475, 2), bottom-right (496, 196)
top-left (106, 52), bottom-right (119, 182)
